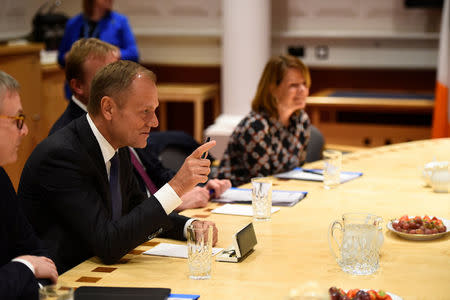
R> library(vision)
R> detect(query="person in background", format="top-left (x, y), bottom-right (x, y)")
top-left (50, 38), bottom-right (119, 134)
top-left (50, 38), bottom-right (231, 211)
top-left (217, 55), bottom-right (311, 186)
top-left (19, 61), bottom-right (218, 274)
top-left (58, 0), bottom-right (139, 99)
top-left (0, 71), bottom-right (58, 299)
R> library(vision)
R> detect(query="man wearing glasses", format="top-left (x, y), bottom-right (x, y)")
top-left (0, 70), bottom-right (58, 299)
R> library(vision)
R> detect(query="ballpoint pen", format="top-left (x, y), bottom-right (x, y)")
top-left (201, 137), bottom-right (210, 159)
top-left (302, 168), bottom-right (323, 176)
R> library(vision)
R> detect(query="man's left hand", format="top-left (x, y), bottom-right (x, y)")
top-left (192, 220), bottom-right (218, 246)
top-left (206, 179), bottom-right (231, 198)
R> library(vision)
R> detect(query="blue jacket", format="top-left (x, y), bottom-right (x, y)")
top-left (58, 11), bottom-right (139, 66)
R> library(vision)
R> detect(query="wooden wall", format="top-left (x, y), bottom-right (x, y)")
top-left (144, 63), bottom-right (436, 137)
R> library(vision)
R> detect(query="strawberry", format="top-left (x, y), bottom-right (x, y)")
top-left (367, 290), bottom-right (377, 300)
top-left (347, 289), bottom-right (359, 298)
top-left (399, 215), bottom-right (409, 222)
top-left (376, 290), bottom-right (391, 300)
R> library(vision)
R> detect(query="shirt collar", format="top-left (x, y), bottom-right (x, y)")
top-left (72, 95), bottom-right (88, 112)
top-left (86, 113), bottom-right (116, 164)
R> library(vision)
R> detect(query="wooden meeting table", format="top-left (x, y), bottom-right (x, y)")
top-left (59, 138), bottom-right (450, 299)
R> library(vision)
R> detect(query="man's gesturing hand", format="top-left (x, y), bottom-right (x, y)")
top-left (169, 140), bottom-right (216, 197)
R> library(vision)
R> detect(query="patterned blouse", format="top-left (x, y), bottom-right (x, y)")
top-left (217, 110), bottom-right (310, 186)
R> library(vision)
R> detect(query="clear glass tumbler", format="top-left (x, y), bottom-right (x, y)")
top-left (251, 177), bottom-right (272, 221)
top-left (323, 150), bottom-right (342, 189)
top-left (39, 284), bottom-right (74, 300)
top-left (187, 224), bottom-right (213, 280)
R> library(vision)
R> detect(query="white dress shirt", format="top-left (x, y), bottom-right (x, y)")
top-left (84, 112), bottom-right (194, 236)
top-left (86, 113), bottom-right (183, 213)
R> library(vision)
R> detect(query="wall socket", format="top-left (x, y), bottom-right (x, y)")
top-left (315, 45), bottom-right (329, 60)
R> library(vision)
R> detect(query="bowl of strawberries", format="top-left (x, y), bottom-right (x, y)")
top-left (387, 215), bottom-right (449, 240)
top-left (329, 287), bottom-right (401, 300)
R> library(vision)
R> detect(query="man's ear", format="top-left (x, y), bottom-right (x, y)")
top-left (69, 78), bottom-right (84, 97)
top-left (100, 96), bottom-right (115, 121)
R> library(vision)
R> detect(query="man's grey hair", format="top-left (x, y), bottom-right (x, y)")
top-left (0, 71), bottom-right (20, 111)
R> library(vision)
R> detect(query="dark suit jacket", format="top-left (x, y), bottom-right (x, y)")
top-left (48, 100), bottom-right (180, 194)
top-left (48, 101), bottom-right (197, 200)
top-left (0, 167), bottom-right (46, 300)
top-left (19, 116), bottom-right (188, 274)
top-left (48, 100), bottom-right (85, 135)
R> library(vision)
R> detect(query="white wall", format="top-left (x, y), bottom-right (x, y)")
top-left (0, 0), bottom-right (79, 41)
top-left (120, 0), bottom-right (440, 69)
top-left (6, 0), bottom-right (441, 69)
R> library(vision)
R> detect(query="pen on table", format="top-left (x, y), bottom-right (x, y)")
top-left (302, 169), bottom-right (323, 176)
top-left (201, 137), bottom-right (211, 159)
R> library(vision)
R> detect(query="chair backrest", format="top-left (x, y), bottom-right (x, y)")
top-left (158, 146), bottom-right (190, 172)
top-left (305, 125), bottom-right (325, 163)
top-left (150, 131), bottom-right (215, 172)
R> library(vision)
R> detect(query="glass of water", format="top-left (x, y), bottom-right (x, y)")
top-left (187, 224), bottom-right (213, 280)
top-left (323, 150), bottom-right (342, 189)
top-left (39, 284), bottom-right (74, 300)
top-left (328, 213), bottom-right (382, 275)
top-left (251, 177), bottom-right (272, 221)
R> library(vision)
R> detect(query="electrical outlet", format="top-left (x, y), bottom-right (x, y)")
top-left (315, 45), bottom-right (329, 60)
top-left (288, 46), bottom-right (305, 58)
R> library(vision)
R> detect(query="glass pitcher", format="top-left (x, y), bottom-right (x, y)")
top-left (328, 213), bottom-right (383, 275)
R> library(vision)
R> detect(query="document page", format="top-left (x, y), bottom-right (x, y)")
top-left (143, 243), bottom-right (223, 258)
top-left (275, 168), bottom-right (362, 183)
top-left (211, 204), bottom-right (280, 216)
top-left (212, 188), bottom-right (307, 207)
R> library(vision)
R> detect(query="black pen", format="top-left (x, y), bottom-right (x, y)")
top-left (302, 168), bottom-right (323, 176)
top-left (201, 137), bottom-right (211, 159)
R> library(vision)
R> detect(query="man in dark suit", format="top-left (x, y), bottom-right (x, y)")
top-left (49, 38), bottom-right (119, 135)
top-left (19, 61), bottom-right (218, 274)
top-left (49, 38), bottom-right (231, 212)
top-left (0, 71), bottom-right (58, 299)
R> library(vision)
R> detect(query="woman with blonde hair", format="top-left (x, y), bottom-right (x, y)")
top-left (218, 55), bottom-right (311, 186)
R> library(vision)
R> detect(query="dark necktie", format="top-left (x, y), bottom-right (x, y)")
top-left (129, 150), bottom-right (159, 195)
top-left (109, 152), bottom-right (122, 221)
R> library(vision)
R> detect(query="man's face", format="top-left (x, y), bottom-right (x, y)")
top-left (0, 91), bottom-right (28, 165)
top-left (77, 53), bottom-right (118, 104)
top-left (109, 74), bottom-right (159, 149)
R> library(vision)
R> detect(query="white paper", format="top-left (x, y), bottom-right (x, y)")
top-left (276, 169), bottom-right (323, 181)
top-left (216, 188), bottom-right (305, 204)
top-left (275, 168), bottom-right (362, 183)
top-left (143, 243), bottom-right (223, 258)
top-left (211, 204), bottom-right (280, 216)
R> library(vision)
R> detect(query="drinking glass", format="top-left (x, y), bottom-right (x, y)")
top-left (328, 213), bottom-right (383, 275)
top-left (39, 284), bottom-right (74, 300)
top-left (187, 224), bottom-right (212, 280)
top-left (323, 150), bottom-right (342, 189)
top-left (251, 177), bottom-right (272, 221)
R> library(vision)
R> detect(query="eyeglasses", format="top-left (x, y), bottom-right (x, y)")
top-left (0, 113), bottom-right (26, 130)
